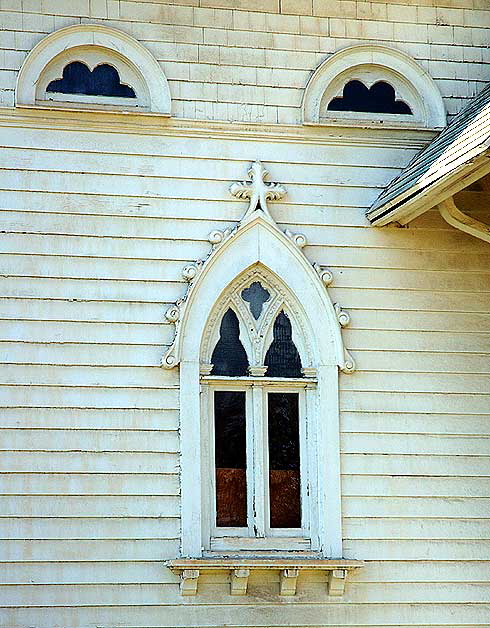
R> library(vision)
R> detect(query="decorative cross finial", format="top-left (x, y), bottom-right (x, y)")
top-left (230, 160), bottom-right (286, 222)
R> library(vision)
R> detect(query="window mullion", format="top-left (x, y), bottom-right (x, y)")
top-left (251, 384), bottom-right (266, 537)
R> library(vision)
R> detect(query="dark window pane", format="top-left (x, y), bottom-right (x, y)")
top-left (327, 79), bottom-right (412, 115)
top-left (211, 308), bottom-right (249, 376)
top-left (47, 62), bottom-right (136, 98)
top-left (268, 392), bottom-right (301, 528)
top-left (241, 281), bottom-right (270, 319)
top-left (265, 311), bottom-right (303, 378)
top-left (215, 391), bottom-right (247, 527)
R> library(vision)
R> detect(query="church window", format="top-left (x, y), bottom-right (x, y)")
top-left (162, 160), bottom-right (356, 561)
top-left (210, 308), bottom-right (249, 376)
top-left (202, 280), bottom-right (313, 551)
top-left (16, 24), bottom-right (171, 114)
top-left (214, 390), bottom-right (247, 528)
top-left (241, 281), bottom-right (270, 319)
top-left (268, 392), bottom-right (301, 529)
top-left (327, 79), bottom-right (412, 115)
top-left (46, 61), bottom-right (136, 98)
top-left (303, 44), bottom-right (446, 129)
top-left (264, 311), bottom-right (303, 378)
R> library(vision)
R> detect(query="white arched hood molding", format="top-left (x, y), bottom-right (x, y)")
top-left (302, 44), bottom-right (446, 129)
top-left (16, 24), bottom-right (171, 114)
top-left (161, 160), bottom-right (354, 374)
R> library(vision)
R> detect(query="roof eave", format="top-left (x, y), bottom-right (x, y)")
top-left (368, 149), bottom-right (490, 226)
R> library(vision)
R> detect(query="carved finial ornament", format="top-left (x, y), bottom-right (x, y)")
top-left (230, 160), bottom-right (286, 223)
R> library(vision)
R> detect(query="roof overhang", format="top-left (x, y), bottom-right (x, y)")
top-left (367, 148), bottom-right (490, 226)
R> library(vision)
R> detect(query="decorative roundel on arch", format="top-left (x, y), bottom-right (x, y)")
top-left (302, 44), bottom-right (446, 129)
top-left (16, 24), bottom-right (171, 114)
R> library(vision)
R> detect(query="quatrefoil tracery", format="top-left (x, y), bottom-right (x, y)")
top-left (201, 270), bottom-right (311, 372)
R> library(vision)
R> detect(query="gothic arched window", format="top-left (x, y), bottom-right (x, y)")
top-left (199, 271), bottom-right (316, 550)
top-left (162, 161), bottom-right (355, 560)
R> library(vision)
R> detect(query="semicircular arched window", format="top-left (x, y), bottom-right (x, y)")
top-left (302, 45), bottom-right (446, 129)
top-left (16, 25), bottom-right (172, 114)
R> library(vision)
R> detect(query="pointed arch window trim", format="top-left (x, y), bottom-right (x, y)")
top-left (162, 161), bottom-right (354, 559)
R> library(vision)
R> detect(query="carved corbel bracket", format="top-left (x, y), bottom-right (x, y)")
top-left (180, 569), bottom-right (200, 596)
top-left (230, 569), bottom-right (250, 595)
top-left (167, 559), bottom-right (363, 598)
top-left (328, 568), bottom-right (347, 596)
top-left (280, 568), bottom-right (299, 596)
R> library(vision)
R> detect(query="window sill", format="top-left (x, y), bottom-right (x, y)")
top-left (16, 103), bottom-right (169, 117)
top-left (166, 558), bottom-right (364, 597)
top-left (303, 118), bottom-right (443, 132)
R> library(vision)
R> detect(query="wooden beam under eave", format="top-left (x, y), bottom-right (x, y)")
top-left (438, 197), bottom-right (490, 244)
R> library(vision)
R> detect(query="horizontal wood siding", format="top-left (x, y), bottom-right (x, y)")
top-left (1, 1), bottom-right (490, 624)
top-left (0, 116), bottom-right (488, 627)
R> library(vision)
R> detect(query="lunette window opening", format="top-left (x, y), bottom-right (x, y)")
top-left (46, 61), bottom-right (136, 98)
top-left (328, 79), bottom-right (412, 114)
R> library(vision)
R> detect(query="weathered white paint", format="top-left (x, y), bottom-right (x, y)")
top-left (0, 1), bottom-right (490, 626)
top-left (163, 161), bottom-right (351, 557)
top-left (15, 24), bottom-right (171, 114)
top-left (302, 44), bottom-right (446, 128)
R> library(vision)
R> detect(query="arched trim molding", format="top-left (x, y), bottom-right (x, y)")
top-left (163, 161), bottom-right (354, 559)
top-left (16, 24), bottom-right (171, 114)
top-left (302, 44), bottom-right (446, 129)
top-left (162, 169), bottom-right (353, 374)
top-left (200, 266), bottom-right (316, 374)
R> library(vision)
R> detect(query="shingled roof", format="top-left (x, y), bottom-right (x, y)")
top-left (367, 82), bottom-right (490, 225)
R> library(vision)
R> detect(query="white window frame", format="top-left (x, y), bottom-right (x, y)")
top-left (161, 162), bottom-right (355, 559)
top-left (302, 44), bottom-right (446, 129)
top-left (202, 377), bottom-right (315, 554)
top-left (15, 24), bottom-right (171, 114)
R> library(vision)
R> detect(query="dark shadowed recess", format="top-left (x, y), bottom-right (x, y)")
top-left (47, 61), bottom-right (136, 98)
top-left (265, 311), bottom-right (303, 378)
top-left (268, 392), bottom-right (301, 528)
top-left (215, 391), bottom-right (247, 527)
top-left (328, 80), bottom-right (412, 114)
top-left (211, 308), bottom-right (249, 376)
top-left (241, 281), bottom-right (270, 320)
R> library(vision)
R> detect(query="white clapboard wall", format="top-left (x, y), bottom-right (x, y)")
top-left (0, 1), bottom-right (490, 627)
